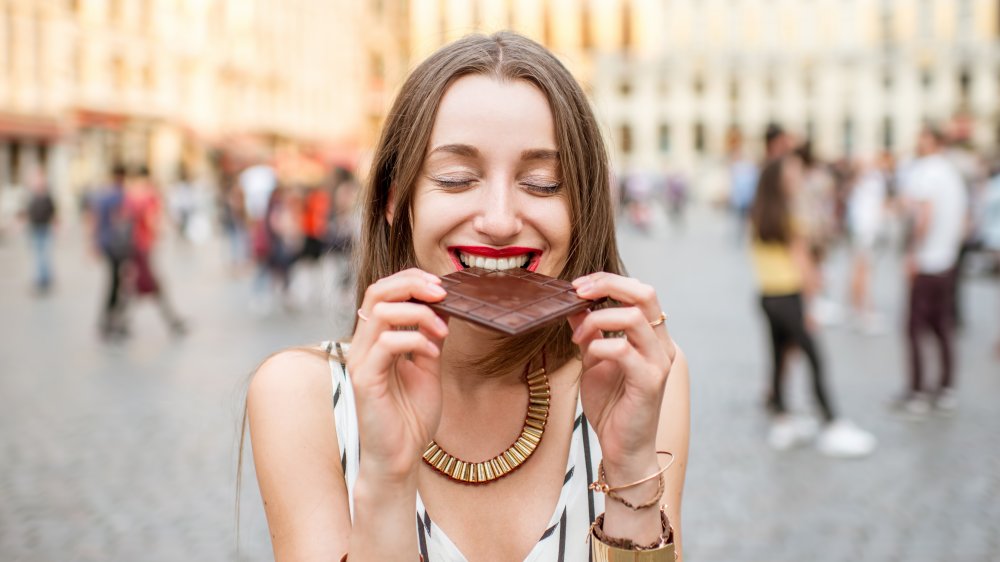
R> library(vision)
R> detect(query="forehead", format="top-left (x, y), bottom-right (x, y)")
top-left (428, 74), bottom-right (557, 153)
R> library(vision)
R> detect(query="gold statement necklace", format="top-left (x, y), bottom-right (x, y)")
top-left (422, 359), bottom-right (550, 484)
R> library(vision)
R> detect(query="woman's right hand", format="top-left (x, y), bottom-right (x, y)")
top-left (347, 268), bottom-right (450, 485)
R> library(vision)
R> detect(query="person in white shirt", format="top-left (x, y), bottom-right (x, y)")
top-left (897, 127), bottom-right (968, 415)
top-left (846, 155), bottom-right (889, 333)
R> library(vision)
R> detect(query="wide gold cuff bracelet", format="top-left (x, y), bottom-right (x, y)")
top-left (590, 508), bottom-right (676, 562)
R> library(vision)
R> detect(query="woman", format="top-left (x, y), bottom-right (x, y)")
top-left (749, 154), bottom-right (876, 458)
top-left (247, 32), bottom-right (689, 561)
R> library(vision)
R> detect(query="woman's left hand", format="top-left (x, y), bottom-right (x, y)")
top-left (569, 272), bottom-right (677, 475)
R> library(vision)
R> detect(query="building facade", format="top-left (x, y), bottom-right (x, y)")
top-left (405, 0), bottom-right (1000, 177)
top-left (0, 0), bottom-right (400, 207)
top-left (2, 0), bottom-right (998, 209)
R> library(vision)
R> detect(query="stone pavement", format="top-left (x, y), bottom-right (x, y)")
top-left (0, 207), bottom-right (997, 562)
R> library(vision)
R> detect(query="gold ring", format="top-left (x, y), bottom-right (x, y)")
top-left (649, 311), bottom-right (667, 328)
top-left (357, 308), bottom-right (370, 322)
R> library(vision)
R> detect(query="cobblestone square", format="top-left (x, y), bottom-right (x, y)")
top-left (1, 208), bottom-right (997, 561)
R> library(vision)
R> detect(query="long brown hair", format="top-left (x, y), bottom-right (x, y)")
top-left (355, 31), bottom-right (623, 376)
top-left (750, 156), bottom-right (792, 244)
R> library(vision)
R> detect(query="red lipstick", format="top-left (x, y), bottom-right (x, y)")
top-left (448, 246), bottom-right (540, 258)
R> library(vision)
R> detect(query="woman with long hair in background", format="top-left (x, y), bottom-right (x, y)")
top-left (749, 154), bottom-right (876, 458)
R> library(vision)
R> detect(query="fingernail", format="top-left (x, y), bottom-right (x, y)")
top-left (428, 283), bottom-right (447, 296)
top-left (572, 277), bottom-right (589, 287)
top-left (575, 282), bottom-right (592, 294)
top-left (434, 316), bottom-right (448, 332)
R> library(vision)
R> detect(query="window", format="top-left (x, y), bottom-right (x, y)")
top-left (542, 3), bottom-right (552, 45)
top-left (882, 70), bottom-right (893, 93)
top-left (658, 124), bottom-right (671, 153)
top-left (694, 122), bottom-right (706, 154)
top-left (882, 116), bottom-right (894, 149)
top-left (921, 70), bottom-right (934, 91)
top-left (622, 0), bottom-right (633, 52)
top-left (959, 68), bottom-right (972, 103)
top-left (620, 124), bottom-right (633, 154)
top-left (842, 117), bottom-right (854, 156)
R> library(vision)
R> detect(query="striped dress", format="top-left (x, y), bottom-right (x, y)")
top-left (325, 341), bottom-right (605, 561)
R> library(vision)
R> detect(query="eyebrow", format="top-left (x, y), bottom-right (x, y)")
top-left (427, 144), bottom-right (559, 162)
top-left (520, 149), bottom-right (559, 161)
top-left (428, 144), bottom-right (480, 158)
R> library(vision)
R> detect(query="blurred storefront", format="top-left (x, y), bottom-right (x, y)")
top-left (2, 0), bottom-right (997, 210)
top-left (0, 0), bottom-right (406, 209)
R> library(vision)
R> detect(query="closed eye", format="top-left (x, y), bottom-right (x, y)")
top-left (520, 178), bottom-right (562, 195)
top-left (429, 176), bottom-right (477, 190)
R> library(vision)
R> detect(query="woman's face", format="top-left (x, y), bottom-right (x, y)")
top-left (408, 75), bottom-right (571, 278)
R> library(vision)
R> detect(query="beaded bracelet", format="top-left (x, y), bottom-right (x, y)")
top-left (590, 507), bottom-right (676, 561)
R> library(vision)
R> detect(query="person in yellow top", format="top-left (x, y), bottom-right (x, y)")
top-left (749, 154), bottom-right (877, 458)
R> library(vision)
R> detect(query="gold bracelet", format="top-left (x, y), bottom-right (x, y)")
top-left (590, 507), bottom-right (676, 561)
top-left (589, 451), bottom-right (675, 510)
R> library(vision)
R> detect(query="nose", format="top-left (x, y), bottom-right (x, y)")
top-left (472, 180), bottom-right (522, 243)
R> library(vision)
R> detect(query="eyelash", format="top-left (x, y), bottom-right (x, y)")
top-left (429, 177), bottom-right (562, 195)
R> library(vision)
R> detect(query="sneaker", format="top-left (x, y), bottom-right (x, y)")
top-left (816, 419), bottom-right (877, 458)
top-left (812, 298), bottom-right (844, 326)
top-left (768, 415), bottom-right (819, 451)
top-left (932, 388), bottom-right (958, 415)
top-left (889, 392), bottom-right (932, 419)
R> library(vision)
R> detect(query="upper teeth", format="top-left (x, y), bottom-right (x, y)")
top-left (460, 252), bottom-right (531, 270)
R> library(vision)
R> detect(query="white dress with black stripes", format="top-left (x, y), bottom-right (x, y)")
top-left (324, 342), bottom-right (605, 562)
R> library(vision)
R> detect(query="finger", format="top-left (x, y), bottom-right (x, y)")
top-left (369, 301), bottom-right (449, 338)
top-left (585, 337), bottom-right (647, 378)
top-left (355, 270), bottom-right (447, 348)
top-left (573, 273), bottom-right (674, 349)
top-left (571, 306), bottom-right (661, 359)
top-left (360, 268), bottom-right (445, 312)
top-left (351, 331), bottom-right (441, 385)
top-left (353, 301), bottom-right (449, 363)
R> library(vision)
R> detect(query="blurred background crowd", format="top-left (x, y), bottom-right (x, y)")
top-left (2, 1), bottom-right (1000, 560)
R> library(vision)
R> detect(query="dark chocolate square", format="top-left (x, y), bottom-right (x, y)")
top-left (418, 267), bottom-right (605, 335)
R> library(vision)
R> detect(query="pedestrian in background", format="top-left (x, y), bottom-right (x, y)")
top-left (122, 167), bottom-right (187, 336)
top-left (846, 154), bottom-right (890, 334)
top-left (981, 162), bottom-right (1000, 357)
top-left (749, 154), bottom-right (877, 457)
top-left (22, 170), bottom-right (57, 295)
top-left (89, 164), bottom-right (131, 340)
top-left (795, 142), bottom-right (842, 326)
top-left (896, 127), bottom-right (968, 415)
top-left (726, 127), bottom-right (758, 245)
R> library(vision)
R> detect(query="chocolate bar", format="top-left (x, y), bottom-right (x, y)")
top-left (423, 267), bottom-right (605, 335)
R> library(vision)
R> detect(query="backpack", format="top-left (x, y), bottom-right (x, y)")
top-left (101, 196), bottom-right (134, 260)
top-left (27, 194), bottom-right (55, 225)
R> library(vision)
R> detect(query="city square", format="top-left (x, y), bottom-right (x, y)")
top-left (1, 206), bottom-right (997, 561)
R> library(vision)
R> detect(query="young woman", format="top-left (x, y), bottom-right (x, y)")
top-left (246, 33), bottom-right (690, 561)
top-left (749, 154), bottom-right (876, 458)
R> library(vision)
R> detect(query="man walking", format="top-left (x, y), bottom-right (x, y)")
top-left (897, 127), bottom-right (968, 415)
top-left (90, 165), bottom-right (131, 340)
top-left (23, 173), bottom-right (57, 294)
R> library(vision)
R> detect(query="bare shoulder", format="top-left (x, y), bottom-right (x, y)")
top-left (248, 347), bottom-right (351, 560)
top-left (247, 346), bottom-right (340, 456)
top-left (248, 347), bottom-right (335, 410)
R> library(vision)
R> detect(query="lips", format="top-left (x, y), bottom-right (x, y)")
top-left (448, 246), bottom-right (542, 272)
